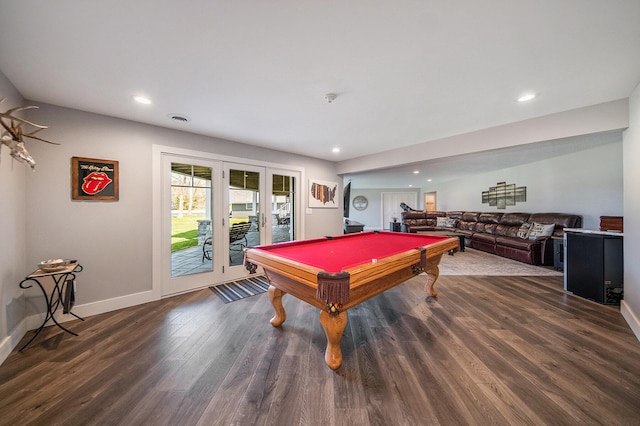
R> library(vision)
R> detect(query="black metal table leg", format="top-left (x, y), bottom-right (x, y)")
top-left (18, 264), bottom-right (84, 351)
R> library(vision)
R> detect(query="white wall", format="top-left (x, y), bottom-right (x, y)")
top-left (0, 72), bottom-right (28, 361)
top-left (346, 188), bottom-right (419, 230)
top-left (421, 138), bottom-right (623, 229)
top-left (622, 83), bottom-right (640, 339)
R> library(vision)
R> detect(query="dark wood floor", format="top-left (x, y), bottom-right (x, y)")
top-left (1, 274), bottom-right (639, 425)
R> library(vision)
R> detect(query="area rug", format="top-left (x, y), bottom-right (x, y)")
top-left (210, 275), bottom-right (270, 303)
top-left (437, 248), bottom-right (563, 276)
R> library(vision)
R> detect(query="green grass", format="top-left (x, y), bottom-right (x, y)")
top-left (171, 215), bottom-right (251, 252)
top-left (171, 215), bottom-right (204, 252)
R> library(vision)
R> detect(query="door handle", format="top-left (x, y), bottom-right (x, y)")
top-left (261, 213), bottom-right (265, 227)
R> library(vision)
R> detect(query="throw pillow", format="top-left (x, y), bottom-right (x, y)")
top-left (516, 222), bottom-right (532, 239)
top-left (528, 222), bottom-right (555, 240)
top-left (436, 217), bottom-right (458, 228)
top-left (444, 218), bottom-right (458, 228)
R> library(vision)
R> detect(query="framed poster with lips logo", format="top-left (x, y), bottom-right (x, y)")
top-left (71, 157), bottom-right (119, 201)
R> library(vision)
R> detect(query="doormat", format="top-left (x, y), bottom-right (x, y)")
top-left (209, 275), bottom-right (270, 303)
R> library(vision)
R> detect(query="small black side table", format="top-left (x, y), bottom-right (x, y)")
top-left (389, 222), bottom-right (402, 232)
top-left (552, 236), bottom-right (564, 271)
top-left (18, 262), bottom-right (84, 351)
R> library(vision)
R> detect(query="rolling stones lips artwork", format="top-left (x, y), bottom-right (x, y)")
top-left (72, 157), bottom-right (119, 201)
top-left (81, 171), bottom-right (113, 195)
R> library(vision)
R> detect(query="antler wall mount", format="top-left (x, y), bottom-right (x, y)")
top-left (0, 97), bottom-right (59, 170)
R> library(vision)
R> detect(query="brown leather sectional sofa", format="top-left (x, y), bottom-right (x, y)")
top-left (401, 210), bottom-right (582, 265)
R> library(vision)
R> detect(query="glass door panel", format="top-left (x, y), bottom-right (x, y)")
top-left (226, 165), bottom-right (265, 269)
top-left (271, 173), bottom-right (296, 244)
top-left (161, 155), bottom-right (220, 297)
top-left (170, 162), bottom-right (213, 277)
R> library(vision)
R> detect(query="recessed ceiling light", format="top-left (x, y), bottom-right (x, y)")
top-left (332, 147), bottom-right (340, 153)
top-left (134, 96), bottom-right (151, 105)
top-left (517, 93), bottom-right (536, 102)
top-left (427, 179), bottom-right (432, 182)
top-left (413, 170), bottom-right (420, 174)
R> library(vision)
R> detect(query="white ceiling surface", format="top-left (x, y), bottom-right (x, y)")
top-left (1, 1), bottom-right (639, 186)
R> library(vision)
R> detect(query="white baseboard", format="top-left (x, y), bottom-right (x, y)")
top-left (621, 300), bottom-right (640, 342)
top-left (0, 290), bottom-right (157, 366)
top-left (71, 289), bottom-right (156, 319)
top-left (0, 317), bottom-right (29, 365)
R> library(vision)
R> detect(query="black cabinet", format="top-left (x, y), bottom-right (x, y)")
top-left (344, 220), bottom-right (365, 234)
top-left (565, 231), bottom-right (623, 304)
top-left (552, 237), bottom-right (564, 271)
top-left (389, 222), bottom-right (401, 232)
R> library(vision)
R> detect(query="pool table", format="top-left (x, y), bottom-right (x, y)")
top-left (244, 231), bottom-right (459, 370)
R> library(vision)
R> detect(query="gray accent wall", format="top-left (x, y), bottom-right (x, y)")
top-left (0, 71), bottom-right (28, 361)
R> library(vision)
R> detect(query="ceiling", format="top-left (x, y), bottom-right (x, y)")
top-left (1, 1), bottom-right (639, 186)
top-left (343, 130), bottom-right (623, 188)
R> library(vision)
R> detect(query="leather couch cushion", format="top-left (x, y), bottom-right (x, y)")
top-left (458, 220), bottom-right (477, 231)
top-left (426, 211), bottom-right (447, 218)
top-left (495, 223), bottom-right (519, 238)
top-left (496, 236), bottom-right (540, 250)
top-left (473, 232), bottom-right (496, 244)
top-left (478, 212), bottom-right (503, 224)
top-left (402, 211), bottom-right (426, 220)
top-left (461, 212), bottom-right (480, 222)
top-left (500, 212), bottom-right (531, 226)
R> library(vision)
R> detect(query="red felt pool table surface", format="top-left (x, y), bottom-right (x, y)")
top-left (250, 231), bottom-right (452, 272)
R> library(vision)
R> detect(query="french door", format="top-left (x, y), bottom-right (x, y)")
top-left (222, 164), bottom-right (298, 281)
top-left (158, 152), bottom-right (300, 296)
top-left (162, 155), bottom-right (222, 296)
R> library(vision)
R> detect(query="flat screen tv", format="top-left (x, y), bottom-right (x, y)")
top-left (343, 182), bottom-right (351, 218)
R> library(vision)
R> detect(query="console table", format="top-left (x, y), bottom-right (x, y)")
top-left (18, 262), bottom-right (84, 351)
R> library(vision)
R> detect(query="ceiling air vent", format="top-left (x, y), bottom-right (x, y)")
top-left (167, 113), bottom-right (191, 123)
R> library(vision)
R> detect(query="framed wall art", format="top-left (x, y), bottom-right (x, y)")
top-left (71, 157), bottom-right (119, 201)
top-left (481, 181), bottom-right (526, 209)
top-left (308, 179), bottom-right (338, 208)
top-left (352, 195), bottom-right (368, 211)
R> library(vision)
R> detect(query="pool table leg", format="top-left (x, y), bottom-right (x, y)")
top-left (268, 285), bottom-right (286, 327)
top-left (424, 255), bottom-right (442, 297)
top-left (319, 310), bottom-right (348, 370)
